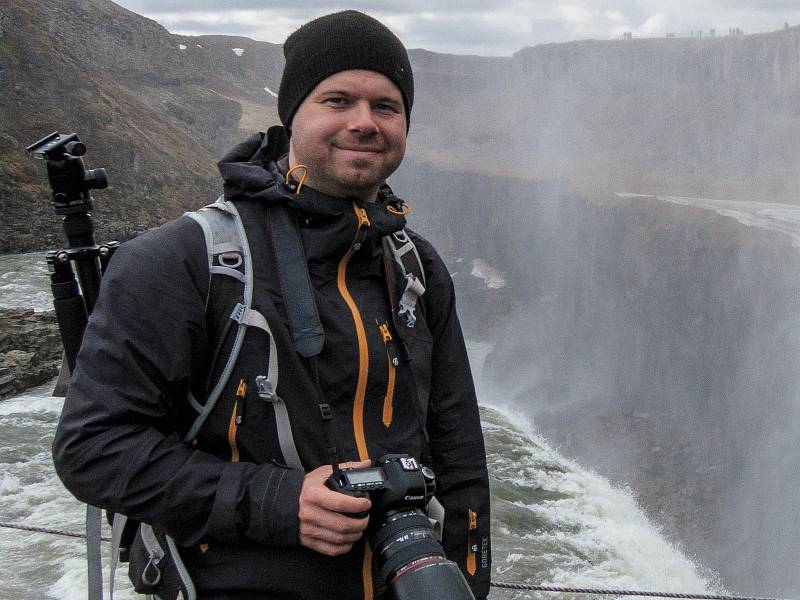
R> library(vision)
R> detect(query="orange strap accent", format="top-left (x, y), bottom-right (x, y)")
top-left (236, 378), bottom-right (247, 398)
top-left (362, 543), bottom-right (374, 600)
top-left (379, 322), bottom-right (392, 343)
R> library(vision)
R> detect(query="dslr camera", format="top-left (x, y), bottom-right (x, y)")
top-left (329, 454), bottom-right (475, 600)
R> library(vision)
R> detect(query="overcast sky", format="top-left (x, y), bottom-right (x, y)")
top-left (113, 1), bottom-right (800, 56)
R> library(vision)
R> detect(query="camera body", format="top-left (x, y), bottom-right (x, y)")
top-left (328, 454), bottom-right (435, 513)
top-left (328, 454), bottom-right (475, 600)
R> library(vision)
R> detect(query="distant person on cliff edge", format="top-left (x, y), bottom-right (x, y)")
top-left (53, 10), bottom-right (491, 600)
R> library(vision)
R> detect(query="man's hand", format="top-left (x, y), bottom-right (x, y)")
top-left (298, 460), bottom-right (372, 556)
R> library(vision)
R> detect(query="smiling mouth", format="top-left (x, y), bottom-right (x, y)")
top-left (335, 145), bottom-right (383, 154)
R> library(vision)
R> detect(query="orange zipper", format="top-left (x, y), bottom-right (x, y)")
top-left (467, 508), bottom-right (478, 576)
top-left (378, 322), bottom-right (396, 428)
top-left (227, 400), bottom-right (240, 463)
top-left (337, 204), bottom-right (373, 599)
top-left (336, 203), bottom-right (371, 462)
top-left (383, 352), bottom-right (396, 427)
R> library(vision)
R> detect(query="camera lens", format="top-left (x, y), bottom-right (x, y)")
top-left (370, 510), bottom-right (474, 600)
top-left (389, 558), bottom-right (475, 600)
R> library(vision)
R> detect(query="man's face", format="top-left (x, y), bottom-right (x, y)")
top-left (288, 69), bottom-right (407, 201)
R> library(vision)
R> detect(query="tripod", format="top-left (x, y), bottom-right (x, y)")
top-left (27, 132), bottom-right (119, 390)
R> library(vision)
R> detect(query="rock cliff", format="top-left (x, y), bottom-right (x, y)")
top-left (0, 309), bottom-right (61, 399)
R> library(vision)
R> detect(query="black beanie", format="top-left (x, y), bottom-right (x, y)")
top-left (278, 10), bottom-right (414, 130)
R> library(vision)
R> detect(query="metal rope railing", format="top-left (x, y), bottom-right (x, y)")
top-left (1, 520), bottom-right (794, 600)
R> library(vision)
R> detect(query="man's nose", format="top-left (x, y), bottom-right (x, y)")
top-left (347, 102), bottom-right (379, 135)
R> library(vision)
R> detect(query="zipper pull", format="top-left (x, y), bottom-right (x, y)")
top-left (236, 378), bottom-right (247, 424)
top-left (142, 552), bottom-right (162, 588)
top-left (467, 508), bottom-right (478, 576)
top-left (379, 322), bottom-right (393, 344)
top-left (350, 203), bottom-right (371, 253)
top-left (356, 206), bottom-right (370, 228)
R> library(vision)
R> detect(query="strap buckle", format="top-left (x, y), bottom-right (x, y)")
top-left (255, 375), bottom-right (276, 401)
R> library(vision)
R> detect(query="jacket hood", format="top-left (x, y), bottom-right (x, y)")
top-left (218, 126), bottom-right (409, 258)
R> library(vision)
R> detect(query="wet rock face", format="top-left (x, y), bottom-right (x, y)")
top-left (0, 308), bottom-right (62, 399)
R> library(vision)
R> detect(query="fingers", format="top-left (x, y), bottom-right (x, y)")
top-left (301, 536), bottom-right (359, 557)
top-left (298, 461), bottom-right (373, 556)
top-left (299, 510), bottom-right (368, 555)
top-left (304, 461), bottom-right (373, 514)
top-left (340, 459), bottom-right (373, 469)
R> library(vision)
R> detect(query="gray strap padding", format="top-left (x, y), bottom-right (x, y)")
top-left (165, 535), bottom-right (197, 600)
top-left (256, 377), bottom-right (302, 470)
top-left (212, 241), bottom-right (242, 255)
top-left (185, 197), bottom-right (244, 307)
top-left (184, 200), bottom-right (254, 442)
top-left (86, 504), bottom-right (104, 600)
top-left (251, 306), bottom-right (302, 469)
top-left (109, 514), bottom-right (128, 600)
top-left (231, 304), bottom-right (272, 335)
top-left (398, 274), bottom-right (426, 328)
top-left (268, 205), bottom-right (324, 357)
top-left (387, 229), bottom-right (426, 288)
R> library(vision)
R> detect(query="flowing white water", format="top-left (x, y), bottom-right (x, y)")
top-left (0, 254), bottom-right (721, 599)
top-left (0, 252), bottom-right (52, 312)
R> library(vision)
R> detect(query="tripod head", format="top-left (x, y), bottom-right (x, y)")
top-left (26, 132), bottom-right (108, 215)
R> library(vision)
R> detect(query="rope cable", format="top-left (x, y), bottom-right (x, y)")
top-left (0, 520), bottom-right (111, 542)
top-left (1, 521), bottom-right (794, 600)
top-left (489, 581), bottom-right (790, 600)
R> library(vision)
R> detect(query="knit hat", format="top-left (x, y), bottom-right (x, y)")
top-left (278, 10), bottom-right (414, 130)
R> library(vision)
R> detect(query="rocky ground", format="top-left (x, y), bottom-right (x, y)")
top-left (0, 308), bottom-right (62, 399)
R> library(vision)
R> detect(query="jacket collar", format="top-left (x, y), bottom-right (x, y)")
top-left (217, 126), bottom-right (409, 240)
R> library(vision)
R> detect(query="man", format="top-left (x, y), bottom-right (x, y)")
top-left (53, 10), bottom-right (491, 599)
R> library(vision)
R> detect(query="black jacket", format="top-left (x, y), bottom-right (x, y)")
top-left (53, 127), bottom-right (491, 599)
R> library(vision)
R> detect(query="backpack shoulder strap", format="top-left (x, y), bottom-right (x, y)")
top-left (186, 196), bottom-right (247, 296)
top-left (183, 198), bottom-right (256, 442)
top-left (384, 229), bottom-right (426, 328)
top-left (183, 198), bottom-right (304, 470)
top-left (386, 229), bottom-right (426, 288)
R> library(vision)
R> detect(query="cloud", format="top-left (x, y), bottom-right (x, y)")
top-left (383, 9), bottom-right (537, 55)
top-left (113, 0), bottom-right (800, 55)
top-left (641, 13), bottom-right (667, 35)
top-left (149, 9), bottom-right (304, 41)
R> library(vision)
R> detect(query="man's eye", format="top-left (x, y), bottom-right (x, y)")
top-left (323, 97), bottom-right (347, 106)
top-left (375, 103), bottom-right (400, 114)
